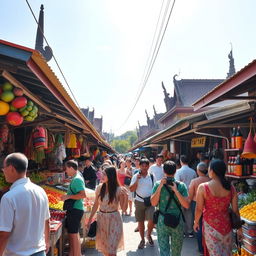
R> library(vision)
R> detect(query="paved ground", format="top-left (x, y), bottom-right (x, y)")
top-left (82, 214), bottom-right (198, 256)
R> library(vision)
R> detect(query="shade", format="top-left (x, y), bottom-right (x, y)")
top-left (241, 131), bottom-right (256, 159)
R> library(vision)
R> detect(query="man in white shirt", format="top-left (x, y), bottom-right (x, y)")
top-left (175, 155), bottom-right (197, 238)
top-left (130, 158), bottom-right (155, 249)
top-left (149, 154), bottom-right (164, 181)
top-left (0, 153), bottom-right (50, 256)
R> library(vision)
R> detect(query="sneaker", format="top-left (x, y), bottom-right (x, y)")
top-left (138, 240), bottom-right (145, 249)
top-left (188, 232), bottom-right (194, 238)
top-left (147, 236), bottom-right (154, 247)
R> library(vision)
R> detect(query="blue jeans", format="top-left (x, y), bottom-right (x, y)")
top-left (30, 251), bottom-right (46, 256)
top-left (191, 200), bottom-right (203, 253)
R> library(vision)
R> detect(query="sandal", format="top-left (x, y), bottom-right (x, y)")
top-left (138, 239), bottom-right (145, 249)
top-left (147, 236), bottom-right (154, 246)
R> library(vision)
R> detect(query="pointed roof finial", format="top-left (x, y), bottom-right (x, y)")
top-left (35, 4), bottom-right (53, 62)
top-left (226, 43), bottom-right (236, 78)
top-left (145, 109), bottom-right (150, 122)
top-left (153, 105), bottom-right (157, 116)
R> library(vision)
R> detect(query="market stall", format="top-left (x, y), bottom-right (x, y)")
top-left (0, 39), bottom-right (113, 254)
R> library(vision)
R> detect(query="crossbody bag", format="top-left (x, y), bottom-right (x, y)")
top-left (136, 174), bottom-right (154, 207)
top-left (154, 183), bottom-right (185, 228)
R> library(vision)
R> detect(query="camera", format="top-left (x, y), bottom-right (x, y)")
top-left (166, 177), bottom-right (174, 186)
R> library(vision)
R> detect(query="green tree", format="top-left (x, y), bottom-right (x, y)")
top-left (110, 130), bottom-right (138, 153)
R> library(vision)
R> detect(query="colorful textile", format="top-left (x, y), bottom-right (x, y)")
top-left (203, 221), bottom-right (232, 256)
top-left (157, 214), bottom-right (183, 256)
top-left (203, 184), bottom-right (232, 235)
top-left (203, 184), bottom-right (233, 256)
top-left (95, 185), bottom-right (124, 254)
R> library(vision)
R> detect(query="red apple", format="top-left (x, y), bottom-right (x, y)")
top-left (6, 112), bottom-right (23, 126)
top-left (11, 96), bottom-right (27, 109)
top-left (13, 88), bottom-right (24, 96)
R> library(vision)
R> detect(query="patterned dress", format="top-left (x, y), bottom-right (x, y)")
top-left (95, 185), bottom-right (124, 254)
top-left (203, 184), bottom-right (233, 256)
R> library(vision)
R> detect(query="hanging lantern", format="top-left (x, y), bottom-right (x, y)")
top-left (241, 118), bottom-right (256, 159)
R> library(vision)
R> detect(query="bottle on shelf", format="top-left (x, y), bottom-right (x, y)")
top-left (227, 157), bottom-right (231, 174)
top-left (230, 156), bottom-right (235, 175)
top-left (235, 155), bottom-right (242, 176)
top-left (235, 126), bottom-right (243, 149)
top-left (231, 127), bottom-right (236, 149)
top-left (253, 158), bottom-right (256, 176)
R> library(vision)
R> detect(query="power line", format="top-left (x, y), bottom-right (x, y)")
top-left (120, 0), bottom-right (176, 129)
top-left (25, 0), bottom-right (81, 108)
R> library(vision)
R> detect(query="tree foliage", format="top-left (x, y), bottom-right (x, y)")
top-left (110, 130), bottom-right (138, 153)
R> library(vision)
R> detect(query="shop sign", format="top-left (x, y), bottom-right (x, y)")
top-left (191, 137), bottom-right (206, 148)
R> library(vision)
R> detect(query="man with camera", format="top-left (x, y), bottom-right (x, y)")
top-left (130, 158), bottom-right (156, 249)
top-left (151, 161), bottom-right (189, 256)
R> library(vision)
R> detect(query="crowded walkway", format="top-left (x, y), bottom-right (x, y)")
top-left (83, 214), bottom-right (197, 256)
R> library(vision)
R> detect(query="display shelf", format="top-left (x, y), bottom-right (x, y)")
top-left (225, 174), bottom-right (253, 179)
top-left (225, 148), bottom-right (242, 152)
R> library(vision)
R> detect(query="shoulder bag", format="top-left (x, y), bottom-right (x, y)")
top-left (160, 184), bottom-right (185, 228)
top-left (63, 183), bottom-right (76, 211)
top-left (136, 174), bottom-right (154, 207)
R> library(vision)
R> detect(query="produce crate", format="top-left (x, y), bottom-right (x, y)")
top-left (243, 226), bottom-right (256, 237)
top-left (243, 238), bottom-right (256, 254)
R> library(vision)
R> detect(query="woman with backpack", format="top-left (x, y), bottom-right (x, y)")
top-left (151, 160), bottom-right (189, 256)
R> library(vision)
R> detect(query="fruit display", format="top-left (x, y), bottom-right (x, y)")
top-left (240, 201), bottom-right (256, 221)
top-left (0, 81), bottom-right (39, 126)
top-left (29, 172), bottom-right (46, 184)
top-left (233, 247), bottom-right (254, 256)
top-left (238, 190), bottom-right (256, 209)
top-left (42, 185), bottom-right (65, 210)
top-left (50, 210), bottom-right (66, 221)
top-left (0, 173), bottom-right (11, 190)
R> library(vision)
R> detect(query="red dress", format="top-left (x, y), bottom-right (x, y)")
top-left (117, 171), bottom-right (126, 186)
top-left (203, 184), bottom-right (234, 256)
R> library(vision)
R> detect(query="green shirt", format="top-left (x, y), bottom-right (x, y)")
top-left (152, 179), bottom-right (188, 216)
top-left (67, 173), bottom-right (85, 211)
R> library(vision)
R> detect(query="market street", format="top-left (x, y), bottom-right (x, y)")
top-left (83, 214), bottom-right (198, 256)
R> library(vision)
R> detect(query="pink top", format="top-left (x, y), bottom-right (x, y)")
top-left (203, 184), bottom-right (233, 235)
top-left (117, 171), bottom-right (126, 186)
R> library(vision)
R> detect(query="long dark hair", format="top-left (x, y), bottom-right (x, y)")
top-left (99, 166), bottom-right (120, 204)
top-left (210, 160), bottom-right (231, 190)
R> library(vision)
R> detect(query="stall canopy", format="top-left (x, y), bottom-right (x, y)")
top-left (193, 59), bottom-right (256, 111)
top-left (0, 39), bottom-right (114, 152)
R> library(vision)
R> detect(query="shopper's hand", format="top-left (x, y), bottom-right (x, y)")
top-left (193, 221), bottom-right (199, 232)
top-left (87, 219), bottom-right (92, 232)
top-left (170, 182), bottom-right (178, 193)
top-left (60, 194), bottom-right (69, 201)
top-left (160, 178), bottom-right (167, 187)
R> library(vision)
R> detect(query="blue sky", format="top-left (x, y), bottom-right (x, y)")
top-left (1, 0), bottom-right (256, 135)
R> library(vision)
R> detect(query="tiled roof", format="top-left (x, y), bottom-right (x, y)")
top-left (174, 79), bottom-right (224, 106)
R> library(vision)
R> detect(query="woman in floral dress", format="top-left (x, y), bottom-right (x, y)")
top-left (88, 166), bottom-right (128, 256)
top-left (194, 160), bottom-right (242, 256)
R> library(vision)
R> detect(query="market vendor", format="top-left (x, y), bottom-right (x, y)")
top-left (61, 160), bottom-right (86, 256)
top-left (82, 156), bottom-right (97, 190)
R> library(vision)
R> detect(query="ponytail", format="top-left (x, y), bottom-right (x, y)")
top-left (210, 160), bottom-right (231, 190)
top-left (218, 174), bottom-right (231, 190)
